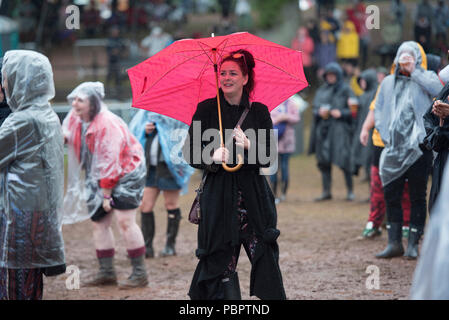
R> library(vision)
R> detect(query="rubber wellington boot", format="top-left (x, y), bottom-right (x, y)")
top-left (315, 170), bottom-right (332, 201)
top-left (118, 254), bottom-right (149, 289)
top-left (160, 209), bottom-right (181, 257)
top-left (403, 225), bottom-right (423, 260)
top-left (85, 256), bottom-right (117, 286)
top-left (375, 222), bottom-right (404, 259)
top-left (223, 272), bottom-right (242, 300)
top-left (141, 211), bottom-right (155, 258)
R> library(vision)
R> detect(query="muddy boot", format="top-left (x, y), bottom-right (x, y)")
top-left (223, 272), bottom-right (242, 300)
top-left (344, 170), bottom-right (354, 201)
top-left (85, 251), bottom-right (117, 286)
top-left (118, 250), bottom-right (148, 289)
top-left (315, 170), bottom-right (332, 201)
top-left (375, 222), bottom-right (404, 259)
top-left (160, 209), bottom-right (181, 257)
top-left (403, 225), bottom-right (423, 260)
top-left (141, 211), bottom-right (155, 258)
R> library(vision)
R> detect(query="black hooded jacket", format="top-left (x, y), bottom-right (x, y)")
top-left (0, 58), bottom-right (12, 126)
top-left (308, 62), bottom-right (355, 171)
top-left (423, 82), bottom-right (449, 213)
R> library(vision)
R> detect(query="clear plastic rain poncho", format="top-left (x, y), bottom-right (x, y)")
top-left (409, 161), bottom-right (449, 299)
top-left (62, 82), bottom-right (146, 224)
top-left (128, 109), bottom-right (194, 194)
top-left (0, 50), bottom-right (65, 269)
top-left (374, 41), bottom-right (442, 187)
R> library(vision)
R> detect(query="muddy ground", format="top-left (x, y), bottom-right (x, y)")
top-left (43, 155), bottom-right (420, 300)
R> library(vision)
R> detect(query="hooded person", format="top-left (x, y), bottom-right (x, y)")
top-left (423, 64), bottom-right (449, 214)
top-left (308, 62), bottom-right (356, 201)
top-left (374, 41), bottom-right (442, 259)
top-left (128, 109), bottom-right (194, 258)
top-left (0, 50), bottom-right (66, 300)
top-left (409, 161), bottom-right (449, 299)
top-left (350, 68), bottom-right (378, 178)
top-left (0, 58), bottom-right (12, 126)
top-left (62, 82), bottom-right (148, 289)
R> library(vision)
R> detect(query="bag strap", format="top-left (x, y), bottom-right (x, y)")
top-left (235, 103), bottom-right (252, 128)
top-left (198, 103), bottom-right (252, 193)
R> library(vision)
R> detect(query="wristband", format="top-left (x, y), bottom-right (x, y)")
top-left (103, 194), bottom-right (112, 200)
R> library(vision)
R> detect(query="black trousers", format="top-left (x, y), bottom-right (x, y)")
top-left (383, 150), bottom-right (432, 228)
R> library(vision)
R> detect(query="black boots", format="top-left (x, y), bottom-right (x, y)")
top-left (141, 211), bottom-right (155, 258)
top-left (223, 272), bottom-right (242, 300)
top-left (375, 222), bottom-right (404, 259)
top-left (160, 208), bottom-right (181, 257)
top-left (344, 170), bottom-right (354, 201)
top-left (85, 256), bottom-right (117, 286)
top-left (315, 170), bottom-right (332, 201)
top-left (404, 225), bottom-right (423, 260)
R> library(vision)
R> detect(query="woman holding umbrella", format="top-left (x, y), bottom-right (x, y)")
top-left (184, 49), bottom-right (286, 300)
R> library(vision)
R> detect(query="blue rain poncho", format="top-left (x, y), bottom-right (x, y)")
top-left (129, 109), bottom-right (194, 194)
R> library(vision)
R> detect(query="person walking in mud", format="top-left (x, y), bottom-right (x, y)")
top-left (129, 109), bottom-right (194, 258)
top-left (373, 41), bottom-right (442, 260)
top-left (308, 62), bottom-right (356, 201)
top-left (0, 50), bottom-right (66, 300)
top-left (184, 50), bottom-right (286, 300)
top-left (62, 82), bottom-right (148, 289)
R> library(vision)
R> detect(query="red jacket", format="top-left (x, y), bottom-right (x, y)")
top-left (65, 109), bottom-right (144, 189)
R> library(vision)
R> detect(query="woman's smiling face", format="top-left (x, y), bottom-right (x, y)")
top-left (71, 95), bottom-right (91, 121)
top-left (219, 61), bottom-right (248, 98)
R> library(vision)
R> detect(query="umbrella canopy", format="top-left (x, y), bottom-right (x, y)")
top-left (128, 32), bottom-right (308, 125)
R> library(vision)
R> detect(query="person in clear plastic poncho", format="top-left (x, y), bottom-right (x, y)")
top-left (0, 50), bottom-right (65, 300)
top-left (373, 41), bottom-right (442, 260)
top-left (410, 161), bottom-right (449, 299)
top-left (62, 82), bottom-right (148, 289)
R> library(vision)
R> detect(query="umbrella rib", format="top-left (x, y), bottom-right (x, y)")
top-left (254, 56), bottom-right (306, 82)
top-left (139, 51), bottom-right (208, 98)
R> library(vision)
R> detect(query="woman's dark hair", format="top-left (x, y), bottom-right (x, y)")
top-left (88, 94), bottom-right (102, 121)
top-left (220, 49), bottom-right (256, 96)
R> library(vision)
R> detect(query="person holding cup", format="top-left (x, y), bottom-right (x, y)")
top-left (309, 62), bottom-right (356, 201)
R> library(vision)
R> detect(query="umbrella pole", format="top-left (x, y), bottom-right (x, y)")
top-left (212, 49), bottom-right (243, 172)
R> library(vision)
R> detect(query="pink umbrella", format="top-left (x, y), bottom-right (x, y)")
top-left (128, 32), bottom-right (308, 172)
top-left (128, 32), bottom-right (308, 125)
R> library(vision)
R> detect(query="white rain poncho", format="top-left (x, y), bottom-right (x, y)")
top-left (410, 161), bottom-right (449, 299)
top-left (374, 41), bottom-right (442, 187)
top-left (62, 82), bottom-right (146, 224)
top-left (128, 109), bottom-right (194, 195)
top-left (0, 50), bottom-right (65, 269)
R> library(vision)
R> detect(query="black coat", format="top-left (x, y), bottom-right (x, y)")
top-left (423, 83), bottom-right (449, 213)
top-left (183, 90), bottom-right (286, 300)
top-left (350, 69), bottom-right (378, 174)
top-left (308, 62), bottom-right (354, 171)
top-left (0, 90), bottom-right (11, 127)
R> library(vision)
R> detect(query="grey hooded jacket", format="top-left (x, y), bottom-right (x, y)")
top-left (374, 41), bottom-right (442, 186)
top-left (309, 62), bottom-right (355, 171)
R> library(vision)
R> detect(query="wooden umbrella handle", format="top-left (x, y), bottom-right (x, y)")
top-left (222, 154), bottom-right (244, 172)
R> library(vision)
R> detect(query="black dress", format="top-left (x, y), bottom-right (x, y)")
top-left (423, 83), bottom-right (449, 213)
top-left (183, 90), bottom-right (286, 300)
